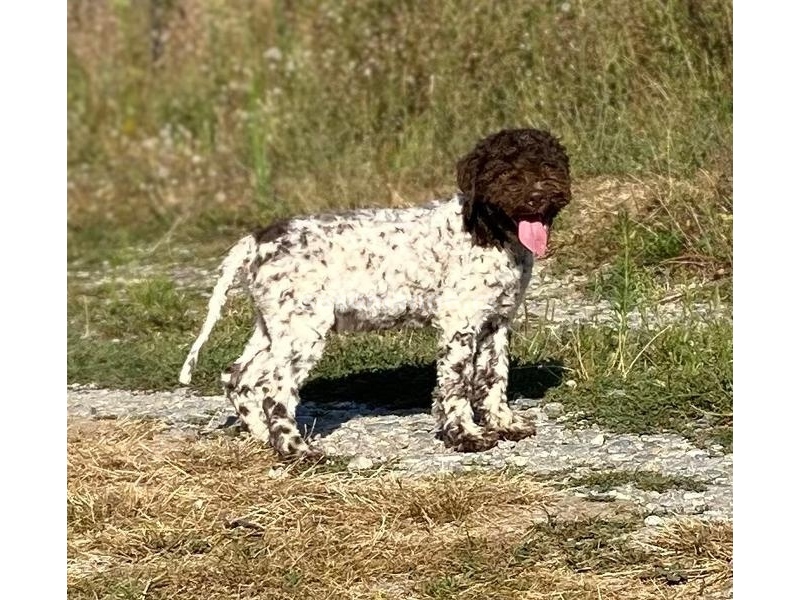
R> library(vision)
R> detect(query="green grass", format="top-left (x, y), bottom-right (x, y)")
top-left (582, 183), bottom-right (732, 296)
top-left (68, 0), bottom-right (732, 241)
top-left (565, 470), bottom-right (709, 494)
top-left (546, 323), bottom-right (732, 447)
top-left (512, 519), bottom-right (645, 573)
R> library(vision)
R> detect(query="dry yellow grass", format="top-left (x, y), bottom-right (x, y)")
top-left (67, 419), bottom-right (731, 599)
top-left (551, 171), bottom-right (732, 276)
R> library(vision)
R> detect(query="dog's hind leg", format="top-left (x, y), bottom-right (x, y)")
top-left (221, 314), bottom-right (273, 443)
top-left (257, 308), bottom-right (334, 461)
top-left (472, 319), bottom-right (536, 441)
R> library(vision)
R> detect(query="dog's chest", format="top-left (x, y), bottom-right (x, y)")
top-left (443, 245), bottom-right (532, 318)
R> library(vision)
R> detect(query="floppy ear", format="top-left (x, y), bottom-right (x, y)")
top-left (456, 151), bottom-right (481, 225)
top-left (461, 194), bottom-right (475, 224)
top-left (456, 151), bottom-right (479, 198)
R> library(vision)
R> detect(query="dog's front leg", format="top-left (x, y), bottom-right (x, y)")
top-left (435, 326), bottom-right (499, 452)
top-left (472, 319), bottom-right (536, 441)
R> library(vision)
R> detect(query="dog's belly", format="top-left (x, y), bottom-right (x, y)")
top-left (331, 291), bottom-right (437, 333)
top-left (332, 308), bottom-right (433, 332)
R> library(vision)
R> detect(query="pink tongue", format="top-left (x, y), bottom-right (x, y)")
top-left (518, 221), bottom-right (548, 257)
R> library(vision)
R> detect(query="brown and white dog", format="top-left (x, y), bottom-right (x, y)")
top-left (180, 128), bottom-right (571, 460)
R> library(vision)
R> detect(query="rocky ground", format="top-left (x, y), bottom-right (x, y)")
top-left (67, 384), bottom-right (732, 524)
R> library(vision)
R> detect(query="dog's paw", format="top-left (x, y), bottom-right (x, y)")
top-left (277, 445), bottom-right (327, 465)
top-left (492, 414), bottom-right (537, 442)
top-left (279, 448), bottom-right (328, 466)
top-left (441, 426), bottom-right (500, 452)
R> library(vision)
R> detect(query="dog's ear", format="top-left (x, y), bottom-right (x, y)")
top-left (456, 149), bottom-right (482, 226)
top-left (456, 150), bottom-right (478, 198)
top-left (461, 194), bottom-right (475, 224)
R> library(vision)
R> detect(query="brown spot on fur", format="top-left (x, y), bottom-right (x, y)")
top-left (336, 223), bottom-right (354, 234)
top-left (496, 417), bottom-right (537, 441)
top-left (253, 220), bottom-right (290, 244)
top-left (450, 358), bottom-right (469, 376)
top-left (222, 363), bottom-right (243, 390)
top-left (271, 403), bottom-right (288, 419)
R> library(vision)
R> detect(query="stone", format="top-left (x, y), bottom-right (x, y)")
top-left (347, 456), bottom-right (374, 471)
top-left (644, 515), bottom-right (664, 527)
top-left (590, 433), bottom-right (605, 446)
top-left (506, 455), bottom-right (528, 468)
top-left (543, 402), bottom-right (564, 418)
top-left (645, 503), bottom-right (666, 515)
top-left (605, 440), bottom-right (634, 454)
top-left (267, 466), bottom-right (285, 479)
top-left (512, 397), bottom-right (541, 409)
top-left (683, 491), bottom-right (705, 500)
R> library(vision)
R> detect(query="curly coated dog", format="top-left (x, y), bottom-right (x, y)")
top-left (180, 128), bottom-right (572, 460)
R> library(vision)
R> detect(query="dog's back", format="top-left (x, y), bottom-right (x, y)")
top-left (249, 198), bottom-right (465, 332)
top-left (180, 197), bottom-right (467, 381)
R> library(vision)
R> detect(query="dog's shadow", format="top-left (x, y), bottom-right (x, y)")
top-left (294, 359), bottom-right (566, 438)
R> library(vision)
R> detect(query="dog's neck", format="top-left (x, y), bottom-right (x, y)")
top-left (459, 194), bottom-right (528, 259)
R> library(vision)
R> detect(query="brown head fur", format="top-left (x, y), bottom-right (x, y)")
top-left (456, 128), bottom-right (571, 251)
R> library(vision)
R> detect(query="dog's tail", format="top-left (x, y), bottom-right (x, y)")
top-left (179, 235), bottom-right (257, 385)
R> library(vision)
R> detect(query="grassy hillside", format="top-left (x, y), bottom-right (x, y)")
top-left (68, 0), bottom-right (732, 243)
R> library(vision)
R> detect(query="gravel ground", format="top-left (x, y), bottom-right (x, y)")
top-left (67, 385), bottom-right (732, 523)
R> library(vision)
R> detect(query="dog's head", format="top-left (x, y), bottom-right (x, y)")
top-left (456, 128), bottom-right (571, 257)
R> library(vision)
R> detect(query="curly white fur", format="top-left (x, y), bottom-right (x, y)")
top-left (181, 195), bottom-right (538, 458)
